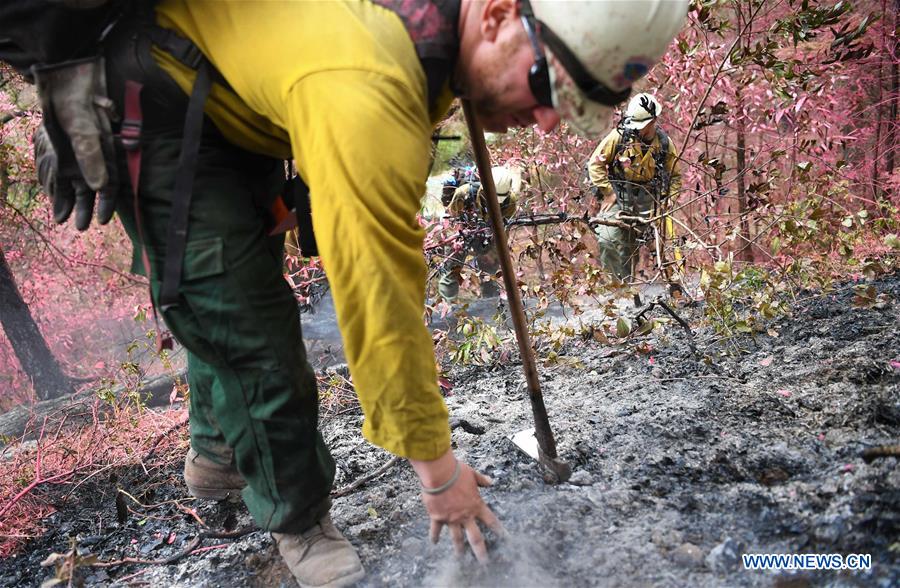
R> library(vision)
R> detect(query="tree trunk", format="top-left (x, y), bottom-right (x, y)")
top-left (884, 0), bottom-right (899, 186)
top-left (0, 243), bottom-right (73, 401)
top-left (872, 0), bottom-right (886, 199)
top-left (732, 1), bottom-right (753, 263)
top-left (734, 92), bottom-right (753, 262)
top-left (0, 161), bottom-right (73, 402)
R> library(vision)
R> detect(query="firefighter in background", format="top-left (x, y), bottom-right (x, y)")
top-left (589, 93), bottom-right (681, 281)
top-left (438, 166), bottom-right (519, 302)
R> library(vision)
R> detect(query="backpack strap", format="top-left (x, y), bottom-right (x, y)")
top-left (145, 25), bottom-right (204, 70)
top-left (144, 25), bottom-right (234, 90)
top-left (609, 125), bottom-right (631, 186)
top-left (652, 127), bottom-right (671, 202)
top-left (121, 79), bottom-right (174, 350)
top-left (655, 127), bottom-right (669, 159)
top-left (158, 57), bottom-right (213, 310)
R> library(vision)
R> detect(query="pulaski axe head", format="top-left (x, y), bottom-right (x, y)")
top-left (511, 428), bottom-right (572, 483)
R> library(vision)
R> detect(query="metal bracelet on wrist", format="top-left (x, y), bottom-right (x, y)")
top-left (421, 460), bottom-right (461, 495)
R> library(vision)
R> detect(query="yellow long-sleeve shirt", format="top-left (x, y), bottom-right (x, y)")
top-left (153, 0), bottom-right (455, 460)
top-left (588, 128), bottom-right (681, 199)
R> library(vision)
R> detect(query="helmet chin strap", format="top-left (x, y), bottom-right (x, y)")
top-left (520, 0), bottom-right (631, 108)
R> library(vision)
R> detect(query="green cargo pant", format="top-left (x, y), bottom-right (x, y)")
top-left (115, 121), bottom-right (334, 534)
top-left (437, 231), bottom-right (501, 302)
top-left (594, 182), bottom-right (655, 281)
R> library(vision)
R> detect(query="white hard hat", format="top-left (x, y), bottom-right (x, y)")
top-left (491, 166), bottom-right (512, 197)
top-left (525, 0), bottom-right (689, 136)
top-left (623, 93), bottom-right (662, 130)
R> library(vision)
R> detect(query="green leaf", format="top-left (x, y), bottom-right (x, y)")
top-left (616, 317), bottom-right (632, 338)
top-left (635, 319), bottom-right (656, 336)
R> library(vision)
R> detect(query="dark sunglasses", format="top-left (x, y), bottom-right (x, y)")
top-left (519, 0), bottom-right (632, 109)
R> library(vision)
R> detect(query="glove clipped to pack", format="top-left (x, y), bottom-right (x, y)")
top-left (32, 56), bottom-right (119, 231)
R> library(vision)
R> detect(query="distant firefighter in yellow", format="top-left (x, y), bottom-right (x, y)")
top-left (589, 93), bottom-right (682, 281)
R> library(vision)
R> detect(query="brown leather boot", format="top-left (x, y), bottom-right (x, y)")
top-left (183, 447), bottom-right (246, 500)
top-left (273, 514), bottom-right (365, 588)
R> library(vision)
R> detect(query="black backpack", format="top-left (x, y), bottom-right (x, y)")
top-left (0, 0), bottom-right (243, 345)
top-left (0, 1), bottom-right (130, 77)
top-left (608, 122), bottom-right (671, 201)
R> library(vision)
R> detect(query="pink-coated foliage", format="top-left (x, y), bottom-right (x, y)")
top-left (428, 0), bottom-right (898, 305)
top-left (654, 0), bottom-right (899, 245)
top-left (1, 0), bottom-right (898, 405)
top-left (0, 405), bottom-right (188, 557)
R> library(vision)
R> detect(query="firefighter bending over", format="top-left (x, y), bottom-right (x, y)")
top-left (438, 166), bottom-right (519, 302)
top-left (2, 1), bottom-right (688, 585)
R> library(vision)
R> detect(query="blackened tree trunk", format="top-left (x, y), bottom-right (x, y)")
top-left (872, 0), bottom-right (886, 199)
top-left (735, 90), bottom-right (753, 262)
top-left (0, 78), bottom-right (73, 402)
top-left (0, 243), bottom-right (73, 400)
top-left (885, 0), bottom-right (899, 185)
top-left (733, 1), bottom-right (753, 262)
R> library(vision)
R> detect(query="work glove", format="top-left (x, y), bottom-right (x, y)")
top-left (32, 57), bottom-right (118, 231)
top-left (33, 123), bottom-right (99, 229)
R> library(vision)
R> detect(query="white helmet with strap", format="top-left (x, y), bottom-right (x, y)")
top-left (491, 166), bottom-right (511, 198)
top-left (525, 0), bottom-right (688, 136)
top-left (486, 165), bottom-right (521, 204)
top-left (623, 93), bottom-right (662, 130)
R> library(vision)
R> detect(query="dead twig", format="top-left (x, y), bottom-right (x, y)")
top-left (634, 297), bottom-right (699, 359)
top-left (861, 445), bottom-right (900, 463)
top-left (0, 419), bottom-right (95, 521)
top-left (331, 456), bottom-right (401, 498)
top-left (142, 417), bottom-right (189, 462)
top-left (175, 502), bottom-right (207, 528)
top-left (92, 526), bottom-right (256, 568)
top-left (112, 568), bottom-right (149, 584)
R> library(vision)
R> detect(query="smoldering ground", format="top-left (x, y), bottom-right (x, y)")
top-left (0, 274), bottom-right (897, 587)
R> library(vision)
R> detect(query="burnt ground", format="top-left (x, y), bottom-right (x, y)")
top-left (1, 273), bottom-right (898, 587)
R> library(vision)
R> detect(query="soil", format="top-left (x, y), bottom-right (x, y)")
top-left (1, 274), bottom-right (898, 587)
